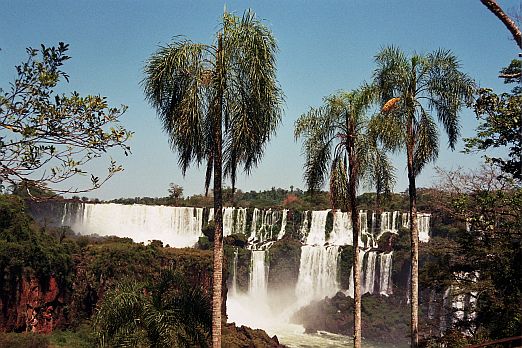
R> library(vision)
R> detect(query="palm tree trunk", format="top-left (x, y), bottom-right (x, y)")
top-left (348, 131), bottom-right (361, 348)
top-left (212, 33), bottom-right (224, 348)
top-left (407, 138), bottom-right (419, 348)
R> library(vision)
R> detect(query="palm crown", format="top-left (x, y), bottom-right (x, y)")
top-left (143, 10), bottom-right (283, 192)
top-left (295, 86), bottom-right (395, 210)
top-left (372, 46), bottom-right (475, 176)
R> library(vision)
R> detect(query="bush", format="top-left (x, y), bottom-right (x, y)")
top-left (0, 333), bottom-right (50, 348)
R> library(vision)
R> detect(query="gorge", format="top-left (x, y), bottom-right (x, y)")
top-left (28, 201), bottom-right (437, 347)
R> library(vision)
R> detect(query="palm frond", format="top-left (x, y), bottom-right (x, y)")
top-left (295, 106), bottom-right (338, 191)
top-left (143, 40), bottom-right (213, 174)
top-left (425, 49), bottom-right (475, 149)
top-left (413, 107), bottom-right (439, 175)
top-left (374, 46), bottom-right (409, 104)
top-left (221, 9), bottom-right (284, 179)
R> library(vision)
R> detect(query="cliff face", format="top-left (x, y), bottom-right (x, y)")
top-left (0, 247), bottom-right (218, 334)
top-left (0, 275), bottom-right (64, 333)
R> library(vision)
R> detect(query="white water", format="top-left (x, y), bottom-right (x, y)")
top-left (379, 211), bottom-right (399, 239)
top-left (418, 213), bottom-right (431, 242)
top-left (250, 208), bottom-right (282, 243)
top-left (347, 250), bottom-right (393, 297)
top-left (223, 207), bottom-right (235, 236)
top-left (328, 211), bottom-right (353, 246)
top-left (70, 203), bottom-right (203, 247)
top-left (347, 249), bottom-right (366, 298)
top-left (360, 211), bottom-right (377, 248)
top-left (231, 248), bottom-right (239, 296)
top-left (277, 209), bottom-right (289, 240)
top-left (400, 212), bottom-right (430, 242)
top-left (299, 211), bottom-right (310, 242)
top-left (305, 210), bottom-right (330, 245)
top-left (249, 250), bottom-right (268, 299)
top-left (362, 251), bottom-right (378, 294)
top-left (379, 252), bottom-right (393, 295)
top-left (58, 203), bottom-right (417, 346)
top-left (295, 245), bottom-right (340, 306)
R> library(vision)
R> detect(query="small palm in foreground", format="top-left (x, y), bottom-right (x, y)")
top-left (93, 272), bottom-right (211, 347)
top-left (371, 46), bottom-right (474, 347)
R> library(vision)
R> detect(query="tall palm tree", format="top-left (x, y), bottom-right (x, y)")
top-left (371, 46), bottom-right (474, 347)
top-left (142, 10), bottom-right (283, 347)
top-left (295, 86), bottom-right (395, 348)
top-left (93, 272), bottom-right (212, 347)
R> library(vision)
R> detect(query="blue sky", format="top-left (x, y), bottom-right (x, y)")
top-left (1, 1), bottom-right (519, 199)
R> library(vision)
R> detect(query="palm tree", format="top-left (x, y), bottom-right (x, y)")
top-left (295, 86), bottom-right (395, 348)
top-left (371, 46), bottom-right (474, 347)
top-left (142, 10), bottom-right (283, 347)
top-left (93, 272), bottom-right (212, 347)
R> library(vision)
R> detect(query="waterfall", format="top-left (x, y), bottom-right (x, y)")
top-left (402, 212), bottom-right (409, 228)
top-left (295, 245), bottom-right (340, 306)
top-left (328, 211), bottom-right (353, 246)
top-left (347, 250), bottom-right (393, 297)
top-left (380, 211), bottom-right (400, 238)
top-left (299, 211), bottom-right (310, 242)
top-left (440, 272), bottom-right (478, 335)
top-left (418, 213), bottom-right (431, 242)
top-left (208, 208), bottom-right (214, 223)
top-left (305, 210), bottom-right (330, 245)
top-left (378, 252), bottom-right (393, 295)
top-left (69, 203), bottom-right (203, 248)
top-left (360, 211), bottom-right (376, 248)
top-left (362, 251), bottom-right (378, 294)
top-left (401, 212), bottom-right (430, 242)
top-left (346, 249), bottom-right (366, 298)
top-left (371, 211), bottom-right (377, 236)
top-left (249, 250), bottom-right (268, 299)
top-left (235, 208), bottom-right (247, 235)
top-left (231, 248), bottom-right (239, 296)
top-left (249, 208), bottom-right (260, 241)
top-left (249, 209), bottom-right (282, 243)
top-left (277, 209), bottom-right (288, 240)
top-left (223, 207), bottom-right (235, 236)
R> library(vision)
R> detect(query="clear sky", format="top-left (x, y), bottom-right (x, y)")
top-left (1, 1), bottom-right (519, 199)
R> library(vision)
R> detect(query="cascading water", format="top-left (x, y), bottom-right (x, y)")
top-left (299, 211), bottom-right (310, 242)
top-left (235, 208), bottom-right (247, 235)
top-left (347, 249), bottom-right (366, 298)
top-left (328, 211), bottom-right (353, 246)
top-left (418, 213), bottom-right (431, 242)
top-left (277, 209), bottom-right (288, 240)
top-left (305, 210), bottom-right (330, 245)
top-left (208, 208), bottom-right (214, 223)
top-left (43, 202), bottom-right (433, 346)
top-left (231, 247), bottom-right (239, 296)
top-left (401, 212), bottom-right (430, 242)
top-left (378, 252), bottom-right (393, 295)
top-left (249, 250), bottom-right (268, 299)
top-left (69, 203), bottom-right (203, 247)
top-left (360, 210), bottom-right (377, 248)
top-left (347, 250), bottom-right (393, 297)
top-left (295, 245), bottom-right (340, 306)
top-left (249, 208), bottom-right (281, 243)
top-left (362, 251), bottom-right (378, 294)
top-left (223, 207), bottom-right (235, 236)
top-left (379, 211), bottom-right (400, 239)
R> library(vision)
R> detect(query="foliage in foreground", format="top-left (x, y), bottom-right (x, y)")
top-left (93, 271), bottom-right (211, 348)
top-left (422, 167), bottom-right (521, 345)
top-left (0, 42), bottom-right (132, 195)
